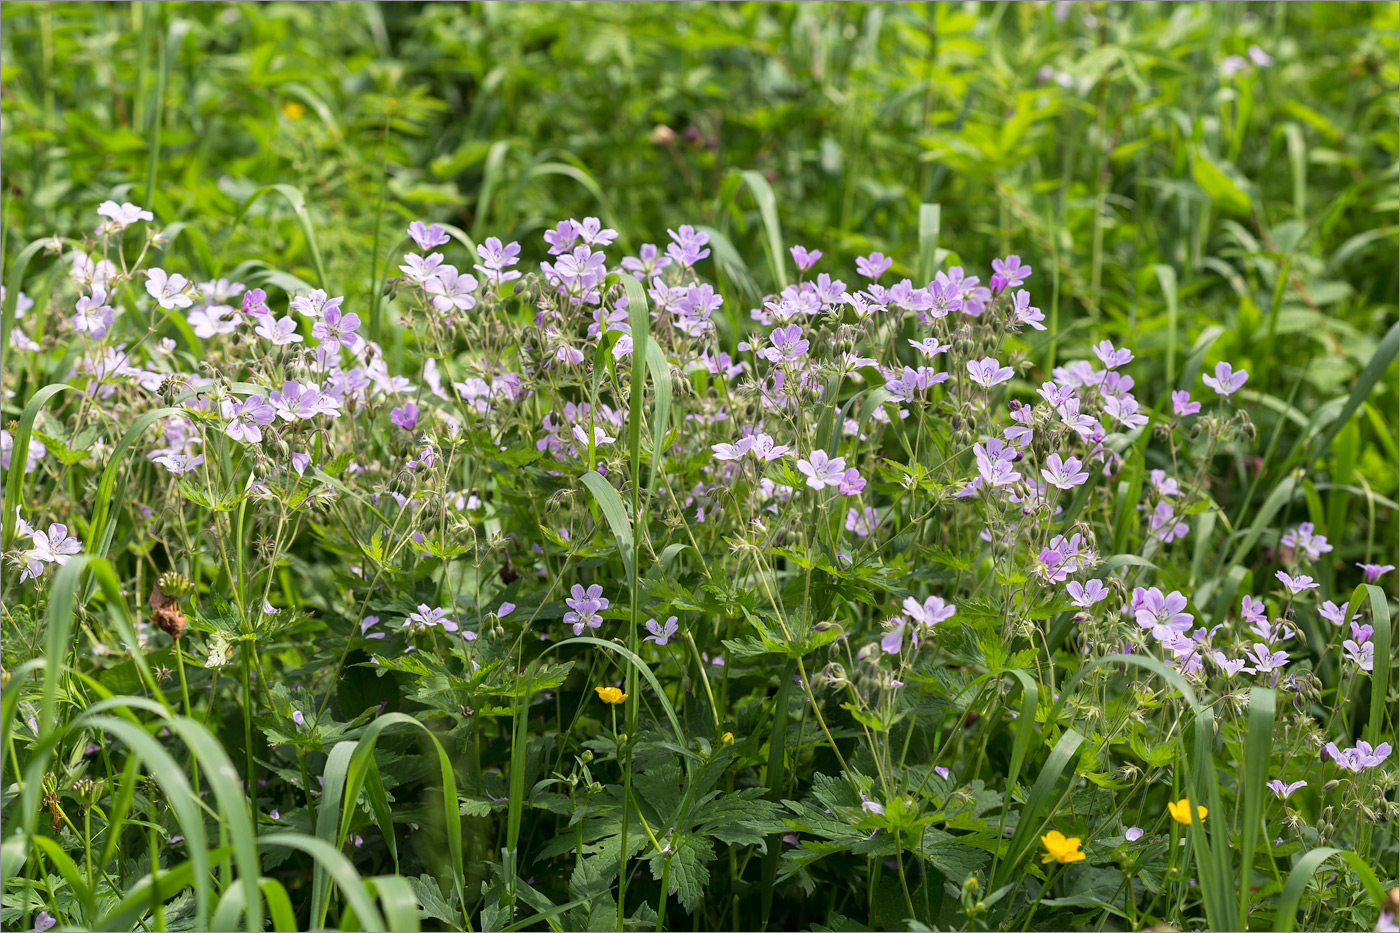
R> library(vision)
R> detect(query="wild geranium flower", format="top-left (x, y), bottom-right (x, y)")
top-left (749, 433), bottom-right (790, 462)
top-left (311, 307), bottom-right (361, 347)
top-left (1040, 830), bottom-right (1086, 864)
top-left (1133, 587), bottom-right (1193, 641)
top-left (146, 268), bottom-right (194, 310)
top-left (1318, 600), bottom-right (1355, 627)
top-left (222, 395), bottom-right (275, 443)
top-left (790, 244), bottom-right (822, 270)
top-left (97, 199), bottom-right (154, 229)
top-left (711, 436), bottom-right (755, 461)
top-left (1275, 571), bottom-right (1318, 595)
top-left (665, 224), bottom-right (710, 266)
top-left (859, 794), bottom-right (885, 815)
top-left (595, 686), bottom-right (627, 704)
top-left (405, 605), bottom-right (457, 634)
top-left (408, 221), bottom-right (451, 251)
top-left (153, 452), bottom-right (204, 475)
top-left (1267, 779), bottom-right (1307, 799)
top-left (1211, 651), bottom-right (1254, 678)
top-left (29, 523), bottom-right (82, 569)
top-left (255, 315), bottom-right (303, 346)
top-left (796, 450), bottom-right (847, 491)
top-left (475, 236), bottom-right (523, 285)
top-left (241, 288), bottom-right (270, 317)
top-left (572, 424), bottom-right (616, 447)
top-left (845, 506), bottom-right (878, 537)
top-left (1324, 740), bottom-right (1392, 772)
top-left (1124, 827), bottom-right (1144, 842)
top-left (758, 324), bottom-right (809, 363)
top-left (1092, 340), bottom-right (1133, 369)
top-left (1171, 390), bottom-right (1201, 417)
top-left (1357, 563), bottom-right (1395, 583)
top-left (991, 254), bottom-right (1031, 289)
top-left (188, 304), bottom-right (237, 339)
top-left (1246, 643), bottom-right (1289, 673)
top-left (1041, 453), bottom-right (1089, 490)
top-left (1202, 361), bottom-right (1249, 397)
top-left (966, 357), bottom-right (1014, 388)
top-left (564, 584), bottom-right (609, 635)
top-left (1066, 579), bottom-right (1109, 608)
top-left (1168, 798), bottom-right (1207, 825)
top-left (1281, 522), bottom-right (1333, 562)
top-left (73, 289), bottom-right (114, 339)
top-left (837, 468), bottom-right (866, 495)
top-left (400, 252), bottom-right (444, 283)
top-left (903, 596), bottom-right (956, 631)
top-left (390, 402), bottom-right (420, 431)
top-left (644, 616), bottom-right (679, 646)
top-left (855, 252), bottom-right (893, 280)
top-left (425, 267), bottom-right (479, 313)
top-left (1343, 639), bottom-right (1375, 671)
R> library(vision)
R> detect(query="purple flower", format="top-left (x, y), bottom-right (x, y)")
top-left (966, 357), bottom-right (1014, 388)
top-left (475, 236), bottom-right (523, 285)
top-left (408, 221), bottom-right (451, 251)
top-left (1171, 390), bottom-right (1201, 417)
top-left (390, 401), bottom-right (420, 431)
top-left (796, 450), bottom-right (847, 490)
top-left (845, 506), bottom-right (879, 537)
top-left (991, 254), bottom-right (1031, 289)
top-left (644, 616), bottom-right (679, 646)
top-left (1124, 827), bottom-right (1144, 842)
top-left (241, 288), bottom-right (269, 317)
top-left (902, 595), bottom-right (956, 631)
top-left (711, 436), bottom-right (755, 461)
top-left (1092, 340), bottom-right (1133, 369)
top-left (425, 266), bottom-right (479, 313)
top-left (154, 452), bottom-right (205, 475)
top-left (292, 711), bottom-right (305, 726)
top-left (188, 304), bottom-right (237, 339)
top-left (405, 604), bottom-right (457, 634)
top-left (97, 199), bottom-right (153, 229)
top-left (564, 584), bottom-right (609, 635)
top-left (1211, 651), bottom-right (1254, 678)
top-left (1274, 571), bottom-right (1318, 595)
top-left (1357, 563), bottom-right (1396, 583)
top-left (1267, 779), bottom-right (1306, 799)
top-left (1041, 453), bottom-right (1089, 490)
top-left (1202, 361), bottom-right (1249, 397)
top-left (666, 224), bottom-right (710, 266)
top-left (880, 619), bottom-right (905, 655)
top-left (973, 440), bottom-right (1020, 489)
top-left (222, 395), bottom-right (275, 443)
top-left (255, 314), bottom-right (303, 346)
top-left (758, 324), bottom-right (810, 363)
top-left (1133, 587), bottom-right (1193, 640)
top-left (860, 794), bottom-right (885, 815)
top-left (1343, 639), bottom-right (1375, 671)
top-left (146, 268), bottom-right (193, 310)
top-left (400, 252), bottom-right (444, 283)
top-left (790, 244), bottom-right (822, 271)
top-left (73, 289), bottom-right (114, 338)
top-left (1318, 600), bottom-right (1354, 627)
top-left (855, 252), bottom-right (893, 280)
top-left (1324, 740), bottom-right (1392, 773)
top-left (1066, 579), bottom-right (1109, 608)
top-left (1246, 643), bottom-right (1289, 673)
top-left (311, 307), bottom-right (361, 348)
top-left (837, 467), bottom-right (866, 496)
top-left (1281, 522), bottom-right (1332, 562)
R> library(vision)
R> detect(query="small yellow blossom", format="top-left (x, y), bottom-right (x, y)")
top-left (281, 100), bottom-right (306, 120)
top-left (595, 686), bottom-right (627, 705)
top-left (1040, 830), bottom-right (1086, 865)
top-left (721, 732), bottom-right (734, 745)
top-left (1167, 798), bottom-right (1208, 825)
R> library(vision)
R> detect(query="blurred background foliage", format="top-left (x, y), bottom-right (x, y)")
top-left (3, 0), bottom-right (1398, 500)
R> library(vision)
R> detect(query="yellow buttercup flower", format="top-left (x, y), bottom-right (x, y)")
top-left (595, 686), bottom-right (627, 705)
top-left (1040, 830), bottom-right (1086, 865)
top-left (281, 100), bottom-right (306, 120)
top-left (1167, 798), bottom-right (1208, 825)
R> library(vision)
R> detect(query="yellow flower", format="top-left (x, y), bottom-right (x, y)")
top-left (721, 732), bottom-right (734, 746)
top-left (1040, 830), bottom-right (1086, 865)
top-left (1167, 798), bottom-right (1208, 825)
top-left (281, 100), bottom-right (306, 120)
top-left (595, 686), bottom-right (627, 705)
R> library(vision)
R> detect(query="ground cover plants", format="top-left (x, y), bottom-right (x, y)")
top-left (1, 3), bottom-right (1398, 932)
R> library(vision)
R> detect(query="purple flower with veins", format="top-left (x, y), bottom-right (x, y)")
top-left (1202, 361), bottom-right (1249, 397)
top-left (1343, 639), bottom-right (1374, 671)
top-left (666, 224), bottom-right (710, 266)
top-left (973, 441), bottom-right (1020, 489)
top-left (73, 289), bottom-right (114, 338)
top-left (797, 450), bottom-right (847, 490)
top-left (1246, 643), bottom-right (1289, 673)
top-left (903, 596), bottom-right (955, 631)
top-left (146, 268), bottom-right (193, 310)
top-left (1066, 579), bottom-right (1109, 608)
top-left (855, 252), bottom-right (893, 280)
top-left (880, 618), bottom-right (905, 655)
top-left (425, 267), bottom-right (478, 313)
top-left (758, 323), bottom-right (809, 363)
top-left (991, 254), bottom-right (1031, 288)
top-left (644, 616), bottom-right (679, 646)
top-left (1041, 453), bottom-right (1089, 490)
top-left (255, 315), bottom-right (303, 346)
top-left (860, 794), bottom-right (885, 815)
top-left (1318, 600), bottom-right (1354, 627)
top-left (1357, 563), bottom-right (1395, 583)
top-left (154, 453), bottom-right (204, 475)
top-left (405, 605), bottom-right (456, 634)
top-left (750, 433), bottom-right (790, 462)
top-left (1281, 522), bottom-right (1332, 562)
top-left (390, 401), bottom-right (420, 430)
top-left (1324, 739), bottom-right (1392, 772)
top-left (966, 357), bottom-right (1014, 388)
top-left (564, 584), bottom-right (609, 635)
top-left (1211, 651), bottom-right (1254, 678)
top-left (408, 221), bottom-right (451, 251)
top-left (97, 199), bottom-right (153, 228)
top-left (241, 288), bottom-right (269, 317)
top-left (222, 395), bottom-right (275, 443)
top-left (790, 244), bottom-right (822, 270)
top-left (1171, 391), bottom-right (1201, 417)
top-left (1133, 587), bottom-right (1193, 639)
top-left (1267, 779), bottom-right (1306, 799)
top-left (1240, 595), bottom-right (1266, 627)
top-left (1275, 571), bottom-right (1318, 595)
top-left (711, 436), bottom-right (755, 461)
top-left (845, 506), bottom-right (878, 537)
top-left (1092, 340), bottom-right (1133, 369)
top-left (311, 307), bottom-right (361, 348)
top-left (475, 236), bottom-right (523, 285)
top-left (837, 468), bottom-right (866, 496)
top-left (399, 252), bottom-right (444, 283)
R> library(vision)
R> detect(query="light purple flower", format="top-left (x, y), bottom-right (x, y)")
top-left (796, 450), bottom-right (847, 490)
top-left (408, 221), bottom-right (451, 251)
top-left (97, 200), bottom-right (154, 229)
top-left (966, 357), bottom-right (1014, 388)
top-left (1066, 579), bottom-right (1109, 608)
top-left (973, 440), bottom-right (1021, 489)
top-left (73, 289), bottom-right (115, 339)
top-left (146, 268), bottom-right (193, 310)
top-left (903, 595), bottom-right (956, 630)
top-left (390, 401), bottom-right (420, 431)
top-left (644, 616), bottom-right (679, 646)
top-left (425, 266), bottom-right (479, 313)
top-left (845, 506), bottom-right (878, 537)
top-left (855, 252), bottom-right (893, 280)
top-left (475, 236), bottom-right (523, 285)
top-left (1318, 600), bottom-right (1353, 627)
top-left (400, 252), bottom-right (444, 283)
top-left (1246, 643), bottom-right (1289, 673)
top-left (860, 794), bottom-right (885, 815)
top-left (1281, 522), bottom-right (1332, 562)
top-left (1041, 453), bottom-right (1089, 490)
top-left (1267, 779), bottom-right (1306, 799)
top-left (405, 605), bottom-right (457, 634)
top-left (1172, 390), bottom-right (1201, 417)
top-left (1202, 361), bottom-right (1249, 397)
top-left (311, 307), bottom-right (361, 348)
top-left (991, 254), bottom-right (1031, 289)
top-left (564, 584), bottom-right (609, 635)
top-left (30, 910), bottom-right (56, 933)
top-left (222, 395), bottom-right (275, 443)
top-left (758, 323), bottom-right (810, 363)
top-left (241, 288), bottom-right (269, 317)
top-left (1343, 639), bottom-right (1374, 671)
top-left (292, 710), bottom-right (305, 726)
top-left (1274, 571), bottom-right (1318, 595)
top-left (1357, 563), bottom-right (1396, 583)
top-left (790, 245), bottom-right (822, 271)
top-left (1093, 340), bottom-right (1133, 369)
top-left (154, 453), bottom-right (205, 475)
top-left (1324, 740), bottom-right (1392, 773)
top-left (1124, 827), bottom-right (1144, 842)
top-left (666, 225), bottom-right (710, 266)
top-left (188, 304), bottom-right (237, 339)
top-left (255, 314), bottom-right (303, 346)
